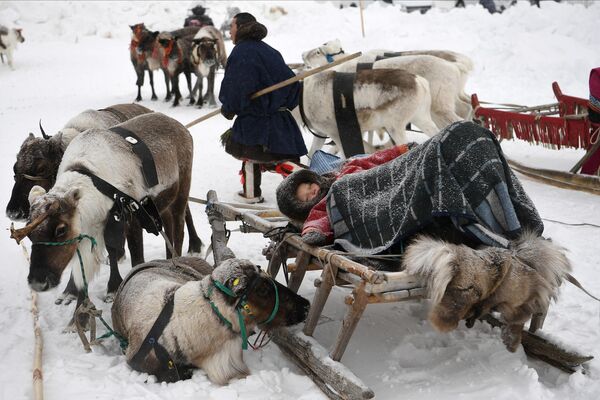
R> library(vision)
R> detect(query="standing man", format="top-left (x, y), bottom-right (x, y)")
top-left (219, 12), bottom-right (307, 204)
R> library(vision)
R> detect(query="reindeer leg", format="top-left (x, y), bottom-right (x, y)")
top-left (207, 66), bottom-right (217, 106)
top-left (196, 76), bottom-right (204, 108)
top-left (126, 218), bottom-right (145, 267)
top-left (163, 69), bottom-right (172, 101)
top-left (104, 248), bottom-right (122, 303)
top-left (55, 272), bottom-right (78, 305)
top-left (185, 204), bottom-right (203, 254)
top-left (149, 69), bottom-right (158, 100)
top-left (186, 71), bottom-right (195, 105)
top-left (172, 75), bottom-right (181, 107)
top-left (135, 66), bottom-right (144, 102)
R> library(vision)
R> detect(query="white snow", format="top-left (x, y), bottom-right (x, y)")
top-left (1, 1), bottom-right (599, 400)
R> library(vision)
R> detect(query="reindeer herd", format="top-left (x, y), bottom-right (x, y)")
top-left (6, 19), bottom-right (494, 386)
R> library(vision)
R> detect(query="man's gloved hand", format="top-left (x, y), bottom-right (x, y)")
top-left (301, 230), bottom-right (328, 246)
top-left (221, 108), bottom-right (235, 120)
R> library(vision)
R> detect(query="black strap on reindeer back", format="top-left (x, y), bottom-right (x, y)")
top-left (129, 291), bottom-right (181, 383)
top-left (333, 72), bottom-right (365, 157)
top-left (108, 126), bottom-right (159, 188)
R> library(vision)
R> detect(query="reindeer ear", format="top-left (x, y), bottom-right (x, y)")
top-left (152, 31), bottom-right (159, 38)
top-left (65, 188), bottom-right (81, 205)
top-left (28, 186), bottom-right (47, 205)
top-left (129, 25), bottom-right (135, 31)
top-left (28, 132), bottom-right (35, 140)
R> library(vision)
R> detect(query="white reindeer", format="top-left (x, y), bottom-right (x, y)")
top-left (303, 40), bottom-right (473, 129)
top-left (0, 26), bottom-right (25, 70)
top-left (297, 67), bottom-right (440, 159)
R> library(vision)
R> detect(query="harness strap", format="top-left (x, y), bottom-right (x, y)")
top-left (129, 292), bottom-right (181, 383)
top-left (108, 126), bottom-right (159, 187)
top-left (333, 72), bottom-right (365, 157)
top-left (70, 167), bottom-right (163, 239)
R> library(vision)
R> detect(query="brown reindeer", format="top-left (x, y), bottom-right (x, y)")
top-left (403, 231), bottom-right (571, 352)
top-left (156, 31), bottom-right (197, 107)
top-left (13, 113), bottom-right (193, 330)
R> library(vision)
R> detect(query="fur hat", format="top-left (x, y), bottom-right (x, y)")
top-left (276, 169), bottom-right (333, 222)
top-left (235, 21), bottom-right (267, 43)
top-left (589, 68), bottom-right (600, 123)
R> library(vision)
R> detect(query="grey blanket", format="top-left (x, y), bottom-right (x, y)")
top-left (327, 122), bottom-right (543, 254)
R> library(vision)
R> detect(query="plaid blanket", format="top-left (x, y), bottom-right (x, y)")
top-left (327, 121), bottom-right (543, 254)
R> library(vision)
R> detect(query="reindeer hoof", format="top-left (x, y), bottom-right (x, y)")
top-left (151, 95), bottom-right (158, 101)
top-left (55, 292), bottom-right (77, 305)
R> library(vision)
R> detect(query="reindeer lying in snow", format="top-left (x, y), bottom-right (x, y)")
top-left (112, 257), bottom-right (310, 384)
top-left (303, 40), bottom-right (472, 129)
top-left (190, 25), bottom-right (227, 107)
top-left (7, 104), bottom-right (203, 304)
top-left (403, 231), bottom-right (571, 352)
top-left (298, 68), bottom-right (440, 158)
top-left (17, 113), bottom-right (193, 329)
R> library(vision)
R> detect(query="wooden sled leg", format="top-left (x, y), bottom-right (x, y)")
top-left (330, 283), bottom-right (368, 361)
top-left (288, 250), bottom-right (310, 293)
top-left (529, 303), bottom-right (549, 333)
top-left (303, 261), bottom-right (337, 337)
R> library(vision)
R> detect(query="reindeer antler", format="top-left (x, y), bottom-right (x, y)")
top-left (9, 202), bottom-right (59, 244)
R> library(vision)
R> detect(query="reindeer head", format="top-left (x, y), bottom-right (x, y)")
top-left (19, 187), bottom-right (82, 292)
top-left (191, 37), bottom-right (218, 68)
top-left (302, 39), bottom-right (344, 68)
top-left (129, 23), bottom-right (146, 41)
top-left (7, 132), bottom-right (64, 221)
top-left (14, 28), bottom-right (24, 43)
top-left (211, 259), bottom-right (310, 329)
top-left (136, 30), bottom-right (159, 61)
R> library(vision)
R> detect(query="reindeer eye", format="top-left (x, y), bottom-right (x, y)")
top-left (55, 224), bottom-right (67, 238)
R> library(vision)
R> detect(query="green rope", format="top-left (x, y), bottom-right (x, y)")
top-left (33, 234), bottom-right (128, 350)
top-left (206, 277), bottom-right (281, 350)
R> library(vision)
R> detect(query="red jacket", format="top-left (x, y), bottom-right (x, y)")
top-left (302, 145), bottom-right (410, 243)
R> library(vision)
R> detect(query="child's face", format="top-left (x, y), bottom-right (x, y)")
top-left (296, 182), bottom-right (321, 202)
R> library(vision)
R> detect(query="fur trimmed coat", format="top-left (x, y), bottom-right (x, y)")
top-left (218, 22), bottom-right (307, 157)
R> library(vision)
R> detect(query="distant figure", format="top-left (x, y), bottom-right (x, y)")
top-left (184, 4), bottom-right (214, 28)
top-left (0, 25), bottom-right (25, 70)
top-left (220, 6), bottom-right (241, 40)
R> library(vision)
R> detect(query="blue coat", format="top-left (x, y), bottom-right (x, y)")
top-left (219, 38), bottom-right (307, 157)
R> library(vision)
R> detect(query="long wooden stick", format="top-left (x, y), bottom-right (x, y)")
top-left (359, 0), bottom-right (366, 38)
top-left (184, 51), bottom-right (362, 128)
top-left (21, 243), bottom-right (44, 400)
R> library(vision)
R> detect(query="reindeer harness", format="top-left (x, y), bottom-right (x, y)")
top-left (70, 126), bottom-right (163, 252)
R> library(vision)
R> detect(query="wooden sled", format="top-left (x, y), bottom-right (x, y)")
top-left (201, 190), bottom-right (593, 399)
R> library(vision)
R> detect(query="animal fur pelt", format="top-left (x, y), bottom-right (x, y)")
top-left (403, 230), bottom-right (572, 352)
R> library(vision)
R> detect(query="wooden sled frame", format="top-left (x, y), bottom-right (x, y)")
top-left (201, 190), bottom-right (593, 399)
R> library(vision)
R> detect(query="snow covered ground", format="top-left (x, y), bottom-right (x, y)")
top-left (1, 1), bottom-right (599, 399)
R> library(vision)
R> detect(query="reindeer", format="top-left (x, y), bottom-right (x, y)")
top-left (134, 26), bottom-right (201, 103)
top-left (112, 257), bottom-right (310, 384)
top-left (13, 113), bottom-right (193, 329)
top-left (129, 23), bottom-right (161, 102)
top-left (0, 25), bottom-right (25, 70)
top-left (303, 40), bottom-right (472, 128)
top-left (156, 31), bottom-right (198, 107)
top-left (190, 25), bottom-right (227, 108)
top-left (403, 231), bottom-right (571, 352)
top-left (298, 68), bottom-right (440, 158)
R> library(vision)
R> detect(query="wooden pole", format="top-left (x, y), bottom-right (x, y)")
top-left (21, 243), bottom-right (44, 400)
top-left (359, 0), bottom-right (366, 38)
top-left (184, 51), bottom-right (362, 129)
